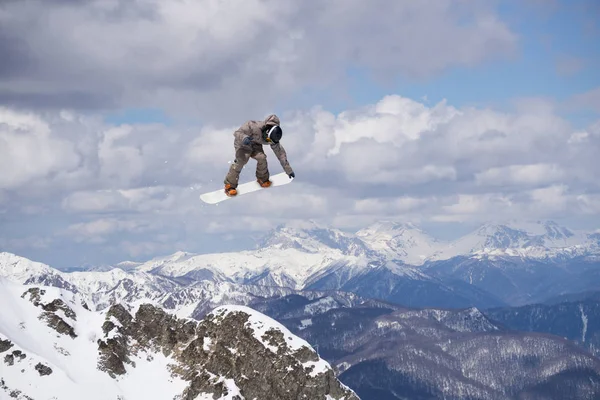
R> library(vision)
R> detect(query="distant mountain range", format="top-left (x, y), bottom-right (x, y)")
top-left (1, 219), bottom-right (599, 313)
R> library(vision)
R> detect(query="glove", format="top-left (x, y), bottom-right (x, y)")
top-left (242, 136), bottom-right (252, 146)
top-left (288, 171), bottom-right (295, 179)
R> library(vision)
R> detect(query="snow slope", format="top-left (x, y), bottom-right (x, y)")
top-left (0, 277), bottom-right (188, 400)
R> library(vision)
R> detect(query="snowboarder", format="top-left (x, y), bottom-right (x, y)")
top-left (223, 114), bottom-right (295, 197)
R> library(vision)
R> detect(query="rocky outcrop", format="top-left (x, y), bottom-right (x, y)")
top-left (0, 339), bottom-right (13, 353)
top-left (34, 363), bottom-right (53, 376)
top-left (97, 303), bottom-right (359, 400)
top-left (4, 350), bottom-right (26, 366)
top-left (21, 288), bottom-right (78, 338)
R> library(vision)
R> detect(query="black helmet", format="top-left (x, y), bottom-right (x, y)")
top-left (265, 125), bottom-right (282, 143)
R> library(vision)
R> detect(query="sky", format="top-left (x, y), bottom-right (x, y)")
top-left (1, 0), bottom-right (599, 269)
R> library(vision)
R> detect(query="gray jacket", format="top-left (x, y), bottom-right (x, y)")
top-left (233, 114), bottom-right (293, 175)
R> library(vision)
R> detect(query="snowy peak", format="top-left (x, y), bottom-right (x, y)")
top-left (258, 220), bottom-right (373, 257)
top-left (0, 252), bottom-right (78, 293)
top-left (431, 220), bottom-right (597, 261)
top-left (497, 220), bottom-right (581, 247)
top-left (0, 252), bottom-right (58, 283)
top-left (355, 220), bottom-right (442, 265)
top-left (539, 220), bottom-right (576, 241)
top-left (474, 223), bottom-right (533, 249)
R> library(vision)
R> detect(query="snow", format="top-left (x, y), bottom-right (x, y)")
top-left (0, 277), bottom-right (188, 400)
top-left (134, 246), bottom-right (368, 290)
top-left (356, 221), bottom-right (443, 265)
top-left (429, 221), bottom-right (598, 262)
top-left (579, 304), bottom-right (588, 343)
top-left (304, 296), bottom-right (341, 315)
top-left (298, 318), bottom-right (313, 330)
top-left (0, 252), bottom-right (57, 283)
top-left (194, 375), bottom-right (244, 400)
top-left (203, 336), bottom-right (213, 352)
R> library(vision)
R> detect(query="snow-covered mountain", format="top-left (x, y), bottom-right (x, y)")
top-left (355, 221), bottom-right (444, 265)
top-left (431, 220), bottom-right (599, 261)
top-left (258, 219), bottom-right (377, 258)
top-left (1, 219), bottom-right (598, 313)
top-left (0, 278), bottom-right (358, 400)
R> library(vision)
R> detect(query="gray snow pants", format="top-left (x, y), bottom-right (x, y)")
top-left (224, 144), bottom-right (269, 188)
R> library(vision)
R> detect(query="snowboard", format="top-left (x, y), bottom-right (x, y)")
top-left (200, 172), bottom-right (294, 204)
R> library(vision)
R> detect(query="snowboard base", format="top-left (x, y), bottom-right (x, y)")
top-left (200, 172), bottom-right (293, 204)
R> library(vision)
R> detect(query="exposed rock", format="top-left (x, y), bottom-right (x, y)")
top-left (12, 350), bottom-right (26, 361)
top-left (21, 288), bottom-right (78, 338)
top-left (128, 304), bottom-right (197, 355)
top-left (97, 331), bottom-right (132, 378)
top-left (41, 298), bottom-right (77, 320)
top-left (35, 363), bottom-right (53, 376)
top-left (40, 312), bottom-right (77, 338)
top-left (105, 303), bottom-right (133, 327)
top-left (0, 339), bottom-right (13, 353)
top-left (96, 303), bottom-right (358, 400)
top-left (21, 288), bottom-right (45, 306)
top-left (4, 350), bottom-right (26, 366)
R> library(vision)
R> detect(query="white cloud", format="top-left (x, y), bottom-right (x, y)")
top-left (62, 190), bottom-right (130, 213)
top-left (63, 218), bottom-right (155, 243)
top-left (0, 107), bottom-right (81, 189)
top-left (62, 186), bottom-right (179, 214)
top-left (326, 96), bottom-right (460, 156)
top-left (0, 236), bottom-right (53, 250)
top-left (475, 164), bottom-right (565, 186)
top-left (577, 195), bottom-right (600, 214)
top-left (2, 93), bottom-right (598, 207)
top-left (0, 0), bottom-right (517, 120)
top-left (353, 196), bottom-right (428, 215)
top-left (206, 217), bottom-right (273, 234)
top-left (1, 91), bottom-right (599, 265)
top-left (184, 126), bottom-right (236, 168)
top-left (528, 184), bottom-right (569, 212)
top-left (118, 240), bottom-right (180, 259)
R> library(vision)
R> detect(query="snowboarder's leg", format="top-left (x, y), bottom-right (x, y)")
top-left (224, 148), bottom-right (251, 195)
top-left (252, 148), bottom-right (270, 187)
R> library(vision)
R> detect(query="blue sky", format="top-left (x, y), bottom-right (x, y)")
top-left (0, 0), bottom-right (599, 269)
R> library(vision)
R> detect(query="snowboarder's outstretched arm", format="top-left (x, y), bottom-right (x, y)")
top-left (270, 142), bottom-right (294, 177)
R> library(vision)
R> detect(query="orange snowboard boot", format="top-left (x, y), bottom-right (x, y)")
top-left (224, 183), bottom-right (237, 196)
top-left (257, 179), bottom-right (271, 188)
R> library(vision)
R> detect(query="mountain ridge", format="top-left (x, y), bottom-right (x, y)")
top-left (1, 219), bottom-right (598, 312)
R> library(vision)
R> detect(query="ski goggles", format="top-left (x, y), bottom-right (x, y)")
top-left (265, 125), bottom-right (282, 143)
